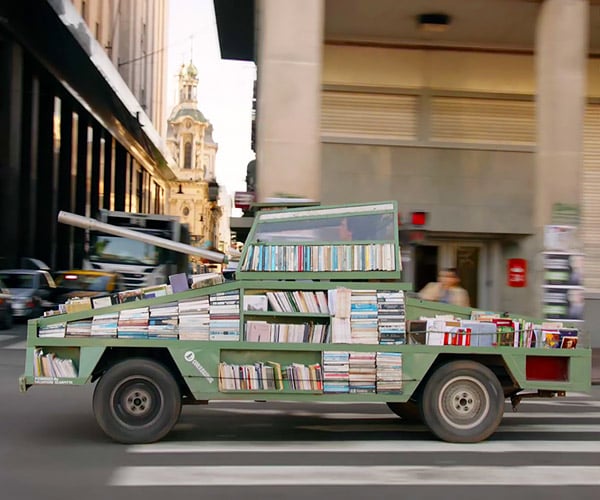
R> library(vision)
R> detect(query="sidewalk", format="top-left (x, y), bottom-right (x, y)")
top-left (593, 348), bottom-right (600, 385)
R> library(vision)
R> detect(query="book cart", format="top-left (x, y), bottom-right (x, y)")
top-left (19, 202), bottom-right (592, 444)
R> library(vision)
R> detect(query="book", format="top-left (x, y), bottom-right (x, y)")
top-left (245, 320), bottom-right (271, 342)
top-left (243, 294), bottom-right (268, 312)
top-left (168, 273), bottom-right (189, 293)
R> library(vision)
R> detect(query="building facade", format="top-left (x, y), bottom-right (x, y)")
top-left (166, 61), bottom-right (223, 271)
top-left (69, 0), bottom-right (168, 135)
top-left (214, 0), bottom-right (600, 345)
top-left (0, 0), bottom-right (174, 271)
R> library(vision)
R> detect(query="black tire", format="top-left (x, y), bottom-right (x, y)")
top-left (93, 358), bottom-right (181, 444)
top-left (421, 360), bottom-right (504, 443)
top-left (386, 401), bottom-right (422, 423)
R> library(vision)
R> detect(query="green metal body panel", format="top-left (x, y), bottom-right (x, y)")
top-left (20, 279), bottom-right (592, 400)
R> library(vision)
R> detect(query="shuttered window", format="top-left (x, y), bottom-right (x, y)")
top-left (430, 96), bottom-right (535, 145)
top-left (582, 103), bottom-right (600, 291)
top-left (321, 91), bottom-right (418, 140)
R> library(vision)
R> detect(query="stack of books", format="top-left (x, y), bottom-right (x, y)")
top-left (148, 302), bottom-right (179, 340)
top-left (65, 319), bottom-right (92, 338)
top-left (322, 351), bottom-right (350, 393)
top-left (350, 290), bottom-right (379, 344)
top-left (377, 290), bottom-right (406, 344)
top-left (38, 322), bottom-right (66, 338)
top-left (178, 297), bottom-right (210, 340)
top-left (348, 351), bottom-right (376, 393)
top-left (209, 291), bottom-right (240, 341)
top-left (90, 313), bottom-right (118, 338)
top-left (376, 351), bottom-right (403, 393)
top-left (117, 306), bottom-right (149, 339)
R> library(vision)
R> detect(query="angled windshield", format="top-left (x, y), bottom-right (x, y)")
top-left (90, 236), bottom-right (160, 265)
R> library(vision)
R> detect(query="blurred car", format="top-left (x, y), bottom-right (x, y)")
top-left (0, 269), bottom-right (57, 320)
top-left (0, 278), bottom-right (13, 329)
top-left (53, 270), bottom-right (125, 304)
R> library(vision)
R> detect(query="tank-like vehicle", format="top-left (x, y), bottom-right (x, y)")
top-left (19, 202), bottom-right (591, 444)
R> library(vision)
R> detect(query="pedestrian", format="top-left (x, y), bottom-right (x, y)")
top-left (418, 267), bottom-right (470, 307)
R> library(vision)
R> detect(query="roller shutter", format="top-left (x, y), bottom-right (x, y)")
top-left (321, 91), bottom-right (418, 140)
top-left (582, 103), bottom-right (600, 291)
top-left (430, 96), bottom-right (535, 145)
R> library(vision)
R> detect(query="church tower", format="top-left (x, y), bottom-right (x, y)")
top-left (166, 61), bottom-right (221, 270)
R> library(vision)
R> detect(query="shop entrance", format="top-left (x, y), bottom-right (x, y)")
top-left (413, 243), bottom-right (480, 308)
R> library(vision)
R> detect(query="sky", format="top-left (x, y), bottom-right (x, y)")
top-left (166, 0), bottom-right (256, 201)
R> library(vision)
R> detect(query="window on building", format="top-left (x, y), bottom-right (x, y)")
top-left (184, 142), bottom-right (192, 169)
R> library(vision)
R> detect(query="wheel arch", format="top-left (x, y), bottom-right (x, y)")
top-left (91, 347), bottom-right (194, 402)
top-left (415, 353), bottom-right (519, 401)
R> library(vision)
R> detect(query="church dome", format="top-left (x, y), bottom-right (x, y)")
top-left (187, 62), bottom-right (198, 78)
top-left (171, 107), bottom-right (207, 123)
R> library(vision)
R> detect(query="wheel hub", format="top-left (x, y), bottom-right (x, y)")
top-left (438, 376), bottom-right (490, 430)
top-left (124, 389), bottom-right (152, 416)
top-left (111, 376), bottom-right (162, 426)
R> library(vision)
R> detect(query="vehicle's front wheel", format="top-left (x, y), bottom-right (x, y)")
top-left (93, 358), bottom-right (181, 444)
top-left (421, 360), bottom-right (504, 443)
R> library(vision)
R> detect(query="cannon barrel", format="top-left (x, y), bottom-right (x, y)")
top-left (58, 210), bottom-right (227, 264)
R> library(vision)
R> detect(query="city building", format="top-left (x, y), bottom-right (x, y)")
top-left (166, 61), bottom-right (223, 272)
top-left (214, 0), bottom-right (600, 343)
top-left (69, 0), bottom-right (168, 135)
top-left (0, 0), bottom-right (174, 270)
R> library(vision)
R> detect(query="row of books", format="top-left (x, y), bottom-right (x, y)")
top-left (218, 361), bottom-right (283, 391)
top-left (33, 348), bottom-right (78, 378)
top-left (240, 243), bottom-right (397, 273)
top-left (245, 320), bottom-right (329, 343)
top-left (43, 273), bottom-right (225, 317)
top-left (322, 351), bottom-right (403, 393)
top-left (218, 352), bottom-right (402, 393)
top-left (243, 290), bottom-right (330, 314)
top-left (38, 291), bottom-right (240, 341)
top-left (408, 314), bottom-right (578, 349)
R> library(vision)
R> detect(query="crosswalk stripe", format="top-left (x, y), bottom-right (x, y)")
top-left (128, 439), bottom-right (600, 454)
top-left (295, 423), bottom-right (600, 433)
top-left (110, 465), bottom-right (600, 486)
top-left (3, 340), bottom-right (26, 349)
top-left (199, 408), bottom-right (600, 419)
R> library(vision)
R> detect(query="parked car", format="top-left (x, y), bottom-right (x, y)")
top-left (52, 270), bottom-right (125, 304)
top-left (0, 278), bottom-right (13, 329)
top-left (0, 269), bottom-right (57, 320)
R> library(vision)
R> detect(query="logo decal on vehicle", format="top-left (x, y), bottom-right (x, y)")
top-left (183, 350), bottom-right (214, 383)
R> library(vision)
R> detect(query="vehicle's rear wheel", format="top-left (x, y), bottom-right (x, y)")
top-left (386, 401), bottom-right (422, 423)
top-left (93, 358), bottom-right (181, 444)
top-left (421, 360), bottom-right (504, 443)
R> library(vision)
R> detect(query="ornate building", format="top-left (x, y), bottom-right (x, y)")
top-left (166, 62), bottom-right (221, 270)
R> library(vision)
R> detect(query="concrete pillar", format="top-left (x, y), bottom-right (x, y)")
top-left (535, 0), bottom-right (588, 225)
top-left (256, 0), bottom-right (324, 202)
top-left (531, 0), bottom-right (588, 318)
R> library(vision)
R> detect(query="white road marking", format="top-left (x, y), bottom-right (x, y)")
top-left (128, 439), bottom-right (600, 454)
top-left (3, 340), bottom-right (26, 349)
top-left (110, 465), bottom-right (600, 486)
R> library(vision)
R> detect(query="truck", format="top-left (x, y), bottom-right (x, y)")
top-left (19, 201), bottom-right (592, 445)
top-left (82, 209), bottom-right (192, 289)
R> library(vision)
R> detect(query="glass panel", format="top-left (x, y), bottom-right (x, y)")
top-left (252, 212), bottom-right (396, 244)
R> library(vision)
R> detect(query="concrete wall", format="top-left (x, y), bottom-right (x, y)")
top-left (321, 144), bottom-right (533, 234)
